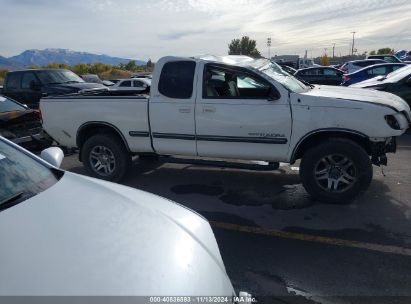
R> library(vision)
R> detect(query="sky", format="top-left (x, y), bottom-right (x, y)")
top-left (1, 0), bottom-right (411, 61)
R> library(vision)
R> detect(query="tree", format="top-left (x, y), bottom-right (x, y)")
top-left (45, 62), bottom-right (71, 69)
top-left (377, 48), bottom-right (394, 55)
top-left (73, 63), bottom-right (90, 75)
top-left (0, 69), bottom-right (8, 83)
top-left (369, 50), bottom-right (376, 55)
top-left (125, 60), bottom-right (138, 71)
top-left (228, 36), bottom-right (261, 58)
top-left (146, 59), bottom-right (153, 69)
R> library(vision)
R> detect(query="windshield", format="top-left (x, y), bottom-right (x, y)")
top-left (384, 65), bottom-right (411, 83)
top-left (0, 96), bottom-right (26, 112)
top-left (0, 139), bottom-right (62, 208)
top-left (259, 62), bottom-right (308, 93)
top-left (36, 70), bottom-right (85, 85)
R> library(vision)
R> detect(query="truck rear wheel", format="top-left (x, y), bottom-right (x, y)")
top-left (300, 139), bottom-right (373, 204)
top-left (82, 134), bottom-right (131, 182)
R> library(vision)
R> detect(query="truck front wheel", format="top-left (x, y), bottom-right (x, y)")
top-left (82, 134), bottom-right (131, 182)
top-left (300, 139), bottom-right (373, 204)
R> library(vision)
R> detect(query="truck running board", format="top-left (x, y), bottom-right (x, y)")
top-left (159, 156), bottom-right (280, 171)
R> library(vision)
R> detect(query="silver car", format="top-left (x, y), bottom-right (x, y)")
top-left (0, 137), bottom-right (250, 300)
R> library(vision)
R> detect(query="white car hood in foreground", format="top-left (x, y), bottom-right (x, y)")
top-left (301, 85), bottom-right (410, 113)
top-left (0, 172), bottom-right (234, 296)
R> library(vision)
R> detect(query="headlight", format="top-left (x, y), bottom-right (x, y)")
top-left (385, 112), bottom-right (409, 130)
top-left (385, 115), bottom-right (400, 130)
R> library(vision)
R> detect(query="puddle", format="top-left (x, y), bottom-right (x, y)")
top-left (219, 184), bottom-right (314, 210)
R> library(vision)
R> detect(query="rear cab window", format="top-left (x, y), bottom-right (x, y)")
top-left (158, 61), bottom-right (196, 99)
top-left (5, 73), bottom-right (21, 90)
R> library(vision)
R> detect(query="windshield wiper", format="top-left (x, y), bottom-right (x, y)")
top-left (65, 81), bottom-right (81, 84)
top-left (0, 192), bottom-right (24, 209)
top-left (297, 77), bottom-right (314, 89)
top-left (47, 82), bottom-right (63, 85)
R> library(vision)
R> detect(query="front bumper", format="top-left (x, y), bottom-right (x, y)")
top-left (370, 137), bottom-right (396, 166)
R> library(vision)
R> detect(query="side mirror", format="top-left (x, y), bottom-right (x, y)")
top-left (40, 147), bottom-right (64, 168)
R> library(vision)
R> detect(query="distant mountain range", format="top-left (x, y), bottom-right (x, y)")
top-left (0, 48), bottom-right (145, 70)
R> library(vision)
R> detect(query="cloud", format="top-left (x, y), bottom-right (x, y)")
top-left (0, 0), bottom-right (410, 60)
top-left (159, 30), bottom-right (207, 40)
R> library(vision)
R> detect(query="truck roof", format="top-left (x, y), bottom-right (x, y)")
top-left (188, 55), bottom-right (270, 70)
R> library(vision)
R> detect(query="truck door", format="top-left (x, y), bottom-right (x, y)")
top-left (149, 58), bottom-right (198, 155)
top-left (20, 72), bottom-right (43, 108)
top-left (195, 63), bottom-right (292, 161)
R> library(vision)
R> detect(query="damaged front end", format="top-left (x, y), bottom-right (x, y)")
top-left (0, 110), bottom-right (52, 150)
top-left (369, 137), bottom-right (397, 166)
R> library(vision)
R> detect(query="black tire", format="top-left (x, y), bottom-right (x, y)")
top-left (300, 138), bottom-right (373, 204)
top-left (82, 134), bottom-right (131, 182)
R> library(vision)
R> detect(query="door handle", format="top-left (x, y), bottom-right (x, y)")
top-left (179, 107), bottom-right (191, 113)
top-left (203, 106), bottom-right (216, 113)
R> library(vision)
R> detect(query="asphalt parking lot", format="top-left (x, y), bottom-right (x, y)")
top-left (61, 133), bottom-right (411, 304)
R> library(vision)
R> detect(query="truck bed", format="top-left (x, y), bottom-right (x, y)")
top-left (40, 95), bottom-right (154, 153)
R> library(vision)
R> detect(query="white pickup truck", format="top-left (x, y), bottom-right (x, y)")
top-left (40, 55), bottom-right (411, 203)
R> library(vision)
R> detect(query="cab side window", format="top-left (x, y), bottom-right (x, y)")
top-left (21, 73), bottom-right (39, 89)
top-left (158, 61), bottom-right (196, 99)
top-left (203, 65), bottom-right (275, 99)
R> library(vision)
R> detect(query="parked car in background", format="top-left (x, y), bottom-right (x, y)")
top-left (2, 69), bottom-right (107, 108)
top-left (132, 73), bottom-right (152, 79)
top-left (298, 58), bottom-right (319, 69)
top-left (294, 66), bottom-right (343, 85)
top-left (0, 136), bottom-right (250, 299)
top-left (81, 74), bottom-right (115, 86)
top-left (341, 63), bottom-right (406, 86)
top-left (109, 79), bottom-right (121, 84)
top-left (109, 78), bottom-right (151, 94)
top-left (0, 95), bottom-right (50, 149)
top-left (350, 65), bottom-right (411, 106)
top-left (367, 54), bottom-right (405, 63)
top-left (340, 59), bottom-right (386, 74)
top-left (395, 50), bottom-right (408, 60)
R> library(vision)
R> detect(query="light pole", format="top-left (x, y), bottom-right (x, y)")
top-left (332, 43), bottom-right (336, 58)
top-left (267, 37), bottom-right (272, 59)
top-left (351, 31), bottom-right (356, 56)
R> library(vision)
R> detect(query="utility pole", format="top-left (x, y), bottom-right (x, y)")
top-left (267, 37), bottom-right (272, 59)
top-left (332, 43), bottom-right (336, 58)
top-left (351, 31), bottom-right (356, 56)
